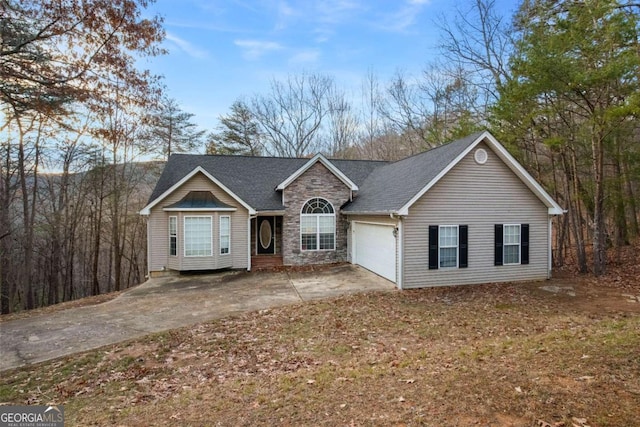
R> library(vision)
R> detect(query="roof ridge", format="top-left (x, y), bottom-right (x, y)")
top-left (170, 153), bottom-right (306, 160)
top-left (385, 130), bottom-right (486, 165)
top-left (170, 153), bottom-right (391, 163)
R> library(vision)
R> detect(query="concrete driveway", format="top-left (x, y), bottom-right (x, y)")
top-left (0, 265), bottom-right (394, 372)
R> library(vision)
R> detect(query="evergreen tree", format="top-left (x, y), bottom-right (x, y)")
top-left (493, 0), bottom-right (640, 275)
top-left (143, 97), bottom-right (205, 159)
top-left (206, 100), bottom-right (263, 156)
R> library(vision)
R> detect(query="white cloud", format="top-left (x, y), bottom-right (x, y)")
top-left (315, 0), bottom-right (363, 24)
top-left (289, 49), bottom-right (321, 64)
top-left (235, 39), bottom-right (284, 60)
top-left (165, 32), bottom-right (209, 59)
top-left (275, 0), bottom-right (296, 30)
top-left (377, 0), bottom-right (431, 33)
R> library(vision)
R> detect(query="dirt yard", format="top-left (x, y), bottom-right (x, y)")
top-left (1, 247), bottom-right (638, 427)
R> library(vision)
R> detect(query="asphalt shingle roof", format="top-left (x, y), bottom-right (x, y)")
top-left (149, 154), bottom-right (387, 211)
top-left (164, 191), bottom-right (235, 210)
top-left (343, 132), bottom-right (484, 213)
top-left (147, 132), bottom-right (484, 214)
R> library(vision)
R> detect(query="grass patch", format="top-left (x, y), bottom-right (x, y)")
top-left (1, 281), bottom-right (639, 426)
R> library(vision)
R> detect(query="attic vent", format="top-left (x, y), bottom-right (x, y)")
top-left (474, 148), bottom-right (488, 165)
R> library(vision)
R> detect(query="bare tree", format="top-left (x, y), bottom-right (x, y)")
top-left (325, 86), bottom-right (359, 157)
top-left (437, 0), bottom-right (513, 104)
top-left (383, 70), bottom-right (433, 153)
top-left (1, 0), bottom-right (165, 116)
top-left (0, 0), bottom-right (165, 313)
top-left (251, 73), bottom-right (333, 157)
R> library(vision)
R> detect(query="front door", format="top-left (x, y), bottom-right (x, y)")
top-left (257, 216), bottom-right (276, 254)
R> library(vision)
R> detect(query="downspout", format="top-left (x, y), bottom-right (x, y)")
top-left (248, 215), bottom-right (255, 271)
top-left (390, 212), bottom-right (403, 290)
top-left (548, 216), bottom-right (553, 279)
top-left (144, 216), bottom-right (150, 279)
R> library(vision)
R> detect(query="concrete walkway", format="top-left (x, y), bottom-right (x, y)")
top-left (0, 265), bottom-right (394, 372)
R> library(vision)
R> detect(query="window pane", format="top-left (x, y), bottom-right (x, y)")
top-left (504, 244), bottom-right (520, 264)
top-left (301, 233), bottom-right (317, 250)
top-left (438, 226), bottom-right (458, 268)
top-left (184, 217), bottom-right (212, 257)
top-left (300, 216), bottom-right (317, 234)
top-left (302, 198), bottom-right (334, 214)
top-left (220, 216), bottom-right (230, 255)
top-left (439, 226), bottom-right (458, 247)
top-left (220, 236), bottom-right (230, 254)
top-left (319, 233), bottom-right (334, 250)
top-left (319, 216), bottom-right (334, 233)
top-left (301, 199), bottom-right (335, 251)
top-left (440, 247), bottom-right (457, 268)
top-left (169, 217), bottom-right (177, 256)
top-left (503, 225), bottom-right (520, 264)
top-left (504, 225), bottom-right (520, 245)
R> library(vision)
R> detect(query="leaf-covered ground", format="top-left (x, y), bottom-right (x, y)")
top-left (1, 247), bottom-right (639, 427)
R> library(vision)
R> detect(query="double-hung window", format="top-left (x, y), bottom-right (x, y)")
top-left (439, 226), bottom-right (459, 268)
top-left (300, 198), bottom-right (335, 251)
top-left (429, 225), bottom-right (468, 269)
top-left (503, 225), bottom-right (521, 264)
top-left (184, 216), bottom-right (212, 257)
top-left (495, 224), bottom-right (529, 266)
top-left (169, 216), bottom-right (177, 256)
top-left (220, 216), bottom-right (230, 255)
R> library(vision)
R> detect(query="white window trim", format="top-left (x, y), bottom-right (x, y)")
top-left (503, 223), bottom-right (521, 265)
top-left (438, 225), bottom-right (459, 269)
top-left (300, 198), bottom-right (336, 252)
top-left (184, 215), bottom-right (213, 257)
top-left (220, 215), bottom-right (231, 256)
top-left (169, 216), bottom-right (177, 257)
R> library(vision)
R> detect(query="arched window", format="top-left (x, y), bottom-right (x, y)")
top-left (300, 198), bottom-right (335, 251)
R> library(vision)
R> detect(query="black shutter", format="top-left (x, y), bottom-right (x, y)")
top-left (459, 225), bottom-right (468, 268)
top-left (494, 224), bottom-right (503, 266)
top-left (521, 224), bottom-right (529, 264)
top-left (428, 225), bottom-right (439, 270)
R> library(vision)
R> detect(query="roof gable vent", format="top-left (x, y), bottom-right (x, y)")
top-left (474, 148), bottom-right (488, 165)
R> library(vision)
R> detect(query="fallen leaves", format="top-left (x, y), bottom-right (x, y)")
top-left (2, 263), bottom-right (640, 426)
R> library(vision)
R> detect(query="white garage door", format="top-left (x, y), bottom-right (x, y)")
top-left (353, 222), bottom-right (396, 282)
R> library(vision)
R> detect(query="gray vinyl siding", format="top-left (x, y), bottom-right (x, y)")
top-left (147, 172), bottom-right (249, 273)
top-left (402, 142), bottom-right (550, 288)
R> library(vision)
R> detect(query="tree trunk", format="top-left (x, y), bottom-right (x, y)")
top-left (563, 148), bottom-right (588, 273)
top-left (622, 155), bottom-right (639, 238)
top-left (17, 122), bottom-right (35, 310)
top-left (0, 141), bottom-right (13, 314)
top-left (612, 144), bottom-right (628, 246)
top-left (592, 133), bottom-right (607, 276)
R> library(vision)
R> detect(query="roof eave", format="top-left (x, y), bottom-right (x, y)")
top-left (342, 210), bottom-right (400, 216)
top-left (255, 210), bottom-right (286, 216)
top-left (276, 153), bottom-right (359, 191)
top-left (162, 207), bottom-right (238, 212)
top-left (139, 166), bottom-right (257, 216)
top-left (397, 130), bottom-right (564, 216)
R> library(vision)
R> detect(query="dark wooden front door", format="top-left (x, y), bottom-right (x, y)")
top-left (257, 216), bottom-right (276, 254)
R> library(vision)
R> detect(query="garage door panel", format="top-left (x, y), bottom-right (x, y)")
top-left (353, 222), bottom-right (396, 282)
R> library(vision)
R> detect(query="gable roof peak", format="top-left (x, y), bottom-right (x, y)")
top-left (276, 152), bottom-right (359, 191)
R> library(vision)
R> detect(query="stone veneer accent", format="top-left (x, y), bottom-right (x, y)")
top-left (282, 162), bottom-right (351, 265)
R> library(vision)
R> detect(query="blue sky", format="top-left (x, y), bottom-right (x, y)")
top-left (140, 0), bottom-right (519, 130)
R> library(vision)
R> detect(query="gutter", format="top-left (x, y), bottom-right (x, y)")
top-left (390, 212), bottom-right (403, 290)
